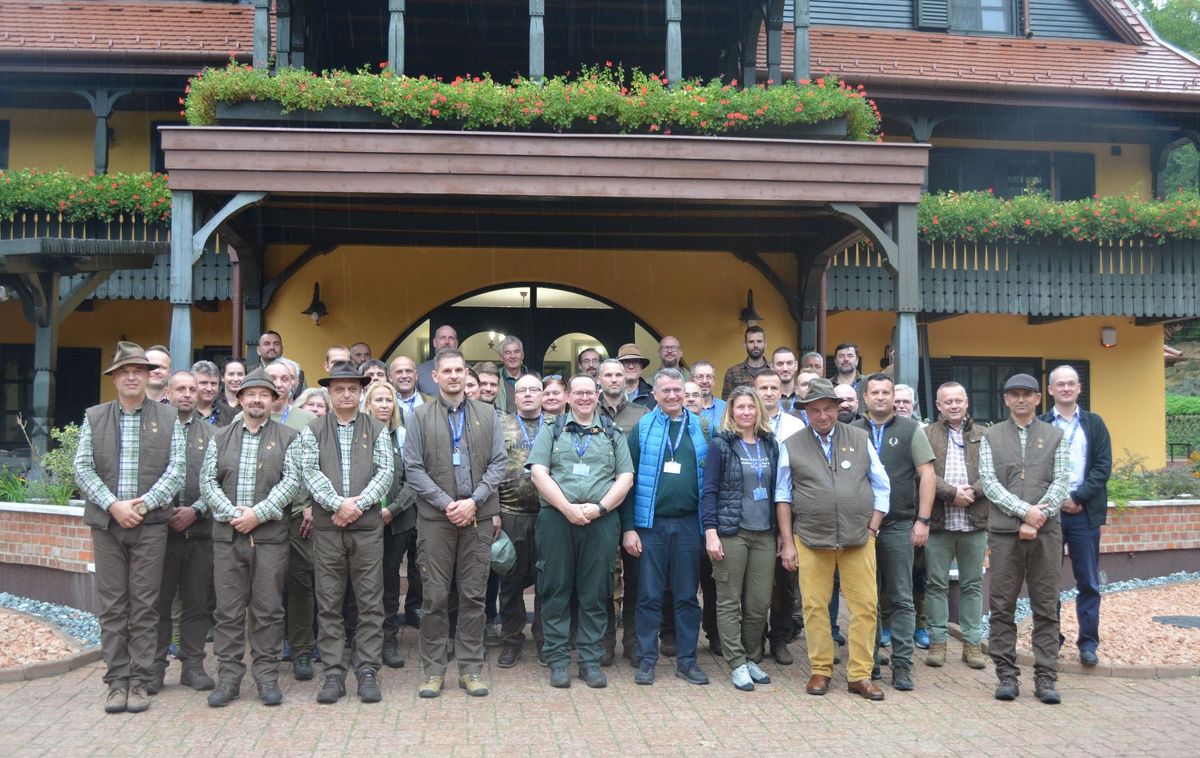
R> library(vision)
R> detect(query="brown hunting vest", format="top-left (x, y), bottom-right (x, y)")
top-left (782, 422), bottom-right (877, 550)
top-left (82, 397), bottom-right (180, 530)
top-left (310, 411), bottom-right (387, 531)
top-left (209, 418), bottom-right (297, 543)
top-left (983, 417), bottom-right (1064, 534)
top-left (174, 413), bottom-right (215, 539)
top-left (412, 397), bottom-right (500, 521)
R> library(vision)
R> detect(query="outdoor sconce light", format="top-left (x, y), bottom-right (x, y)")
top-left (740, 289), bottom-right (763, 326)
top-left (1100, 326), bottom-right (1117, 348)
top-left (302, 282), bottom-right (328, 325)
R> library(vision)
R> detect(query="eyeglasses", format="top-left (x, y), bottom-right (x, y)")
top-left (515, 387), bottom-right (542, 394)
top-left (571, 391), bottom-right (597, 398)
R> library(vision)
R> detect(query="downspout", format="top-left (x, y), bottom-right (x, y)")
top-left (1022, 0), bottom-right (1032, 38)
top-left (229, 246), bottom-right (242, 358)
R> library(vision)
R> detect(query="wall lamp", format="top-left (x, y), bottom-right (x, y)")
top-left (301, 282), bottom-right (328, 325)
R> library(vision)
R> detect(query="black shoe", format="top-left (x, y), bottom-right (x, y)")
top-left (833, 631), bottom-right (846, 646)
top-left (146, 670), bottom-right (165, 696)
top-left (675, 664), bottom-right (710, 685)
top-left (404, 608), bottom-right (422, 628)
top-left (994, 677), bottom-right (1020, 701)
top-left (537, 649), bottom-right (548, 667)
top-left (257, 680), bottom-right (283, 706)
top-left (498, 646), bottom-right (521, 668)
top-left (600, 648), bottom-right (615, 667)
top-left (293, 653), bottom-right (314, 681)
top-left (578, 664), bottom-right (607, 689)
top-left (180, 666), bottom-right (215, 691)
top-left (550, 664), bottom-right (571, 688)
top-left (891, 665), bottom-right (914, 691)
top-left (484, 623), bottom-right (501, 647)
top-left (634, 660), bottom-right (656, 685)
top-left (1035, 677), bottom-right (1061, 705)
top-left (382, 641), bottom-right (405, 669)
top-left (1079, 649), bottom-right (1099, 666)
top-left (316, 675), bottom-right (346, 704)
top-left (708, 638), bottom-right (723, 657)
top-left (207, 681), bottom-right (240, 708)
top-left (871, 666), bottom-right (883, 681)
top-left (660, 635), bottom-right (676, 657)
top-left (357, 669), bottom-right (382, 703)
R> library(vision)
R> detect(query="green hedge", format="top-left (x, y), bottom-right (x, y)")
top-left (1166, 394), bottom-right (1200, 416)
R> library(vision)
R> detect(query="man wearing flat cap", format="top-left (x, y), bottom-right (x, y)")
top-left (76, 341), bottom-right (186, 715)
top-left (775, 378), bottom-right (891, 702)
top-left (980, 373), bottom-right (1070, 705)
top-left (201, 368), bottom-right (304, 708)
top-left (300, 360), bottom-right (394, 704)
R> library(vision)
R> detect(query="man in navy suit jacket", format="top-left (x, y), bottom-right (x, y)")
top-left (1041, 365), bottom-right (1112, 666)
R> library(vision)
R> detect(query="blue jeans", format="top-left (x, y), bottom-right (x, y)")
top-left (1062, 510), bottom-right (1102, 653)
top-left (636, 515), bottom-right (702, 670)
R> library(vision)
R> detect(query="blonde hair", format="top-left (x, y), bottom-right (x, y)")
top-left (363, 382), bottom-right (402, 430)
top-left (721, 386), bottom-right (772, 437)
top-left (292, 387), bottom-right (328, 415)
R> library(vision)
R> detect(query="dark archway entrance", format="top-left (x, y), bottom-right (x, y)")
top-left (382, 283), bottom-right (662, 374)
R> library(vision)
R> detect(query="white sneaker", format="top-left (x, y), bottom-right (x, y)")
top-left (745, 661), bottom-right (772, 685)
top-left (731, 664), bottom-right (754, 692)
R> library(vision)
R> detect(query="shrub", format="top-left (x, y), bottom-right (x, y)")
top-left (1165, 394), bottom-right (1200, 416)
top-left (0, 169), bottom-right (171, 222)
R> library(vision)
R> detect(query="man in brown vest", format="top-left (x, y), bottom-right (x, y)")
top-left (775, 378), bottom-right (891, 702)
top-left (150, 370), bottom-right (217, 695)
top-left (300, 361), bottom-right (394, 705)
top-left (200, 369), bottom-right (303, 708)
top-left (75, 341), bottom-right (186, 714)
top-left (980, 373), bottom-right (1070, 705)
top-left (404, 348), bottom-right (507, 698)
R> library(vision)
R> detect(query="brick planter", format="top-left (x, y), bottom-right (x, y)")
top-left (0, 502), bottom-right (95, 613)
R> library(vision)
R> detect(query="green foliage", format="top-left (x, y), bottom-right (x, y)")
top-left (183, 61), bottom-right (883, 141)
top-left (1108, 451), bottom-right (1198, 509)
top-left (0, 169), bottom-right (170, 223)
top-left (918, 188), bottom-right (1200, 243)
top-left (38, 424), bottom-right (80, 500)
top-left (1162, 144), bottom-right (1199, 195)
top-left (1165, 394), bottom-right (1200, 416)
top-left (0, 468), bottom-right (26, 503)
top-left (1135, 0), bottom-right (1200, 56)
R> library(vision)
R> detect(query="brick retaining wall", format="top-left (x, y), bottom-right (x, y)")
top-left (1100, 501), bottom-right (1200, 554)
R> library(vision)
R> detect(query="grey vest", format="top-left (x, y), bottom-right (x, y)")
top-left (310, 411), bottom-right (386, 531)
top-left (783, 423), bottom-right (876, 550)
top-left (210, 419), bottom-right (297, 543)
top-left (82, 398), bottom-right (180, 530)
top-left (412, 397), bottom-right (500, 520)
top-left (983, 418), bottom-right (1064, 534)
top-left (852, 415), bottom-right (920, 524)
top-left (175, 414), bottom-right (215, 539)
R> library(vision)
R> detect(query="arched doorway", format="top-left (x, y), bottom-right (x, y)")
top-left (383, 283), bottom-right (662, 375)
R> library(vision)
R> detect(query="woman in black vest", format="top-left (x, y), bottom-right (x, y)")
top-left (700, 386), bottom-right (780, 691)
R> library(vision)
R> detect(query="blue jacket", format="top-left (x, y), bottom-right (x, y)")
top-left (1038, 408), bottom-right (1112, 527)
top-left (631, 408), bottom-right (708, 529)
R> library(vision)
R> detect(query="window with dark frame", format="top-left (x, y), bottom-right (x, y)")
top-left (950, 0), bottom-right (1015, 34)
top-left (927, 148), bottom-right (1096, 200)
top-left (926, 356), bottom-right (1092, 425)
top-left (0, 345), bottom-right (100, 450)
top-left (0, 120), bottom-right (10, 170)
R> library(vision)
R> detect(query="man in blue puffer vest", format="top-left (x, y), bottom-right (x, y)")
top-left (621, 368), bottom-right (710, 686)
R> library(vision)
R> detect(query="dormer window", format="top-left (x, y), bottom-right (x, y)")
top-left (951, 0), bottom-right (1014, 34)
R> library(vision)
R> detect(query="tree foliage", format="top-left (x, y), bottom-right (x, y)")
top-left (1134, 0), bottom-right (1200, 56)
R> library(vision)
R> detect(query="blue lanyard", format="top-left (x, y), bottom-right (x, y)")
top-left (772, 412), bottom-right (782, 435)
top-left (665, 415), bottom-right (688, 461)
top-left (739, 439), bottom-right (765, 487)
top-left (949, 425), bottom-right (965, 449)
top-left (814, 428), bottom-right (834, 464)
top-left (404, 396), bottom-right (416, 412)
top-left (448, 406), bottom-right (465, 450)
top-left (1058, 415), bottom-right (1081, 448)
top-left (869, 419), bottom-right (886, 454)
top-left (280, 405), bottom-right (290, 424)
top-left (573, 430), bottom-right (593, 459)
top-left (518, 414), bottom-right (542, 450)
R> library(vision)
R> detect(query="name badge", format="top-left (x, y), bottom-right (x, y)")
top-left (573, 462), bottom-right (591, 476)
top-left (752, 487), bottom-right (768, 501)
top-left (840, 460), bottom-right (851, 470)
top-left (663, 460), bottom-right (682, 475)
top-left (452, 451), bottom-right (462, 466)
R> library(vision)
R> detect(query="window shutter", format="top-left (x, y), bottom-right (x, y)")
top-left (916, 0), bottom-right (951, 30)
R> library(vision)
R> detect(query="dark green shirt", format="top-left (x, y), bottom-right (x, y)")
top-left (622, 418), bottom-right (699, 531)
top-left (527, 412), bottom-right (633, 507)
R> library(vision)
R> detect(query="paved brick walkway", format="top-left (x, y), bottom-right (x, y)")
top-left (1, 634), bottom-right (1197, 756)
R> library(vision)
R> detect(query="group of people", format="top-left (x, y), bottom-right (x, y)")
top-left (75, 323), bottom-right (1110, 714)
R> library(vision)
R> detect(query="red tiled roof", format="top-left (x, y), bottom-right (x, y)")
top-left (0, 1), bottom-right (255, 60)
top-left (759, 1), bottom-right (1200, 104)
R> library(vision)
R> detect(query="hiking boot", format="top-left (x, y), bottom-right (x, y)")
top-left (257, 680), bottom-right (283, 706)
top-left (180, 666), bottom-right (215, 691)
top-left (146, 669), bottom-right (165, 696)
top-left (316, 674), bottom-right (346, 704)
top-left (382, 639), bottom-right (405, 669)
top-left (731, 664), bottom-right (754, 692)
top-left (497, 646), bottom-right (521, 668)
top-left (675, 664), bottom-right (709, 685)
top-left (104, 686), bottom-right (127, 714)
top-left (745, 661), bottom-right (771, 684)
top-left (418, 675), bottom-right (444, 698)
top-left (578, 664), bottom-right (607, 689)
top-left (126, 684), bottom-right (151, 714)
top-left (484, 623), bottom-right (501, 648)
top-left (459, 673), bottom-right (490, 697)
top-left (1035, 676), bottom-right (1061, 705)
top-left (207, 681), bottom-right (240, 708)
top-left (660, 635), bottom-right (676, 657)
top-left (891, 665), bottom-right (915, 691)
top-left (962, 643), bottom-right (988, 670)
top-left (770, 641), bottom-right (794, 666)
top-left (925, 642), bottom-right (947, 667)
top-left (357, 669), bottom-right (382, 703)
top-left (994, 677), bottom-right (1020, 701)
top-left (293, 653), bottom-right (314, 681)
top-left (634, 660), bottom-right (656, 685)
top-left (549, 664), bottom-right (571, 688)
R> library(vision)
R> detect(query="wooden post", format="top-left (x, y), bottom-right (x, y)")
top-left (276, 0), bottom-right (293, 69)
top-left (766, 0), bottom-right (783, 85)
top-left (169, 190), bottom-right (195, 366)
top-left (253, 0), bottom-right (271, 69)
top-left (665, 0), bottom-right (682, 86)
top-left (389, 0), bottom-right (406, 76)
top-left (75, 88), bottom-right (130, 175)
top-left (894, 203), bottom-right (920, 390)
top-left (793, 0), bottom-right (811, 82)
top-left (530, 0), bottom-right (545, 82)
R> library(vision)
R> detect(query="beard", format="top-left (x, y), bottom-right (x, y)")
top-left (837, 409), bottom-right (856, 423)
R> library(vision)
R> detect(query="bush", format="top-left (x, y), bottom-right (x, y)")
top-left (1108, 450), bottom-right (1198, 508)
top-left (0, 169), bottom-right (170, 223)
top-left (1165, 394), bottom-right (1200, 416)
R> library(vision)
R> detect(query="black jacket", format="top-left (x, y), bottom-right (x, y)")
top-left (700, 430), bottom-right (779, 535)
top-left (1038, 408), bottom-right (1112, 528)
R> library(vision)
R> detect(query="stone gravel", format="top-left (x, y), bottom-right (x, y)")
top-left (0, 592), bottom-right (100, 648)
top-left (0, 609), bottom-right (81, 668)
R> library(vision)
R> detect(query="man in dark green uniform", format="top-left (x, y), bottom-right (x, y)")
top-left (529, 374), bottom-right (634, 689)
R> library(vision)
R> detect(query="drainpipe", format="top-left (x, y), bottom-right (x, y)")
top-left (1022, 0), bottom-right (1032, 38)
top-left (229, 246), bottom-right (242, 357)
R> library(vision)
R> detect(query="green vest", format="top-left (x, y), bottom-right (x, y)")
top-left (277, 406), bottom-right (316, 516)
top-left (210, 418), bottom-right (297, 543)
top-left (412, 397), bottom-right (500, 520)
top-left (82, 398), bottom-right (179, 530)
top-left (983, 418), bottom-right (1064, 534)
top-left (783, 423), bottom-right (876, 550)
top-left (852, 415), bottom-right (920, 524)
top-left (310, 411), bottom-right (386, 531)
top-left (176, 414), bottom-right (215, 539)
top-left (499, 413), bottom-right (546, 514)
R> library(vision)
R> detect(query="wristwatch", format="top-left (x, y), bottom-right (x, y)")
top-left (596, 503), bottom-right (608, 516)
top-left (916, 516), bottom-right (931, 525)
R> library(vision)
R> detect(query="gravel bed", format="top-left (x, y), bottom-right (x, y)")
top-left (0, 593), bottom-right (100, 648)
top-left (0, 609), bottom-right (82, 668)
